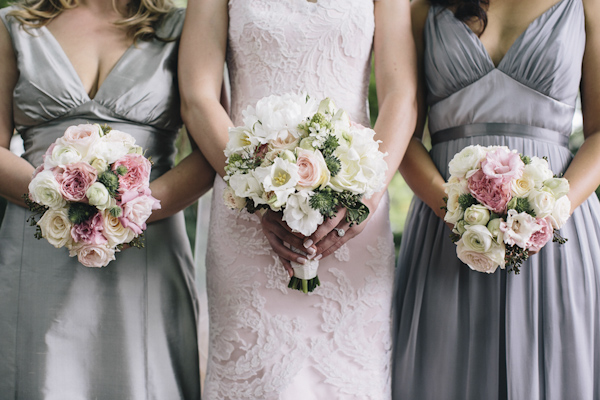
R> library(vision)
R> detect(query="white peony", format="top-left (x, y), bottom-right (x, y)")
top-left (548, 195), bottom-right (571, 229)
top-left (86, 182), bottom-right (114, 210)
top-left (37, 208), bottom-right (73, 248)
top-left (254, 157), bottom-right (299, 210)
top-left (500, 210), bottom-right (540, 248)
top-left (29, 170), bottom-right (67, 209)
top-left (282, 191), bottom-right (324, 236)
top-left (523, 157), bottom-right (554, 188)
top-left (527, 189), bottom-right (556, 218)
top-left (448, 145), bottom-right (487, 179)
top-left (463, 204), bottom-right (491, 226)
top-left (543, 177), bottom-right (569, 199)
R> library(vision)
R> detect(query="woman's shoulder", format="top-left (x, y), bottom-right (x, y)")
top-left (155, 7), bottom-right (185, 39)
top-left (0, 5), bottom-right (20, 28)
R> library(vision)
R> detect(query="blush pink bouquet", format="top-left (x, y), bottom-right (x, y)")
top-left (444, 145), bottom-right (569, 274)
top-left (26, 124), bottom-right (160, 268)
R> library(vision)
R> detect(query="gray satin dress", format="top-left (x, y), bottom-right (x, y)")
top-left (393, 0), bottom-right (600, 399)
top-left (0, 7), bottom-right (201, 399)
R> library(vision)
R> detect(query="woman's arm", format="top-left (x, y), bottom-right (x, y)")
top-left (563, 0), bottom-right (600, 211)
top-left (398, 0), bottom-right (448, 220)
top-left (0, 18), bottom-right (34, 208)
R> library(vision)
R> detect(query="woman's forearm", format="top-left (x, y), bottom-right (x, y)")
top-left (0, 147), bottom-right (34, 208)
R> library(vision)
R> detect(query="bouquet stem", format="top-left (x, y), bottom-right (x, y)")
top-left (288, 275), bottom-right (321, 293)
top-left (288, 245), bottom-right (320, 293)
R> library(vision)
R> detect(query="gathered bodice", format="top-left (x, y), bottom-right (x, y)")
top-left (424, 0), bottom-right (585, 136)
top-left (0, 7), bottom-right (185, 177)
top-left (227, 0), bottom-right (376, 127)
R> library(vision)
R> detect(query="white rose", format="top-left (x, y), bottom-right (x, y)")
top-left (500, 210), bottom-right (540, 248)
top-left (37, 208), bottom-right (73, 248)
top-left (101, 128), bottom-right (137, 148)
top-left (29, 170), bottom-right (67, 209)
top-left (523, 157), bottom-right (554, 188)
top-left (548, 195), bottom-right (571, 229)
top-left (101, 210), bottom-right (136, 247)
top-left (94, 139), bottom-right (131, 164)
top-left (527, 189), bottom-right (556, 218)
top-left (69, 242), bottom-right (116, 268)
top-left (456, 237), bottom-right (505, 273)
top-left (463, 204), bottom-right (490, 226)
top-left (254, 157), bottom-right (299, 210)
top-left (511, 173), bottom-right (535, 198)
top-left (222, 185), bottom-right (246, 211)
top-left (543, 177), bottom-right (569, 199)
top-left (461, 224), bottom-right (495, 253)
top-left (282, 191), bottom-right (323, 236)
top-left (86, 182), bottom-right (114, 210)
top-left (228, 172), bottom-right (265, 207)
top-left (448, 145), bottom-right (487, 179)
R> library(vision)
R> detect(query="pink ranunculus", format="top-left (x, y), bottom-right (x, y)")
top-left (112, 153), bottom-right (152, 194)
top-left (70, 212), bottom-right (107, 245)
top-left (467, 169), bottom-right (512, 214)
top-left (481, 147), bottom-right (524, 183)
top-left (119, 194), bottom-right (161, 235)
top-left (69, 242), bottom-right (116, 268)
top-left (54, 162), bottom-right (98, 202)
top-left (527, 216), bottom-right (554, 252)
top-left (296, 148), bottom-right (329, 189)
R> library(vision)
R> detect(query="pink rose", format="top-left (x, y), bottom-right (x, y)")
top-left (527, 217), bottom-right (554, 252)
top-left (112, 154), bottom-right (152, 194)
top-left (468, 170), bottom-right (512, 214)
top-left (71, 212), bottom-right (107, 245)
top-left (119, 193), bottom-right (160, 235)
top-left (54, 162), bottom-right (98, 202)
top-left (69, 242), bottom-right (116, 268)
top-left (481, 147), bottom-right (524, 183)
top-left (296, 148), bottom-right (329, 189)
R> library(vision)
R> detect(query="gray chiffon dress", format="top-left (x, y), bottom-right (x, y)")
top-left (393, 0), bottom-right (600, 399)
top-left (0, 7), bottom-right (201, 399)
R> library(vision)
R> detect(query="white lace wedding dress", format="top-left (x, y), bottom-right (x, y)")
top-left (203, 0), bottom-right (394, 398)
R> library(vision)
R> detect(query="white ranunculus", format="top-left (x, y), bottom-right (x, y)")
top-left (527, 189), bottom-right (556, 218)
top-left (548, 195), bottom-right (571, 229)
top-left (90, 158), bottom-right (109, 172)
top-left (448, 145), bottom-right (487, 179)
top-left (37, 208), bottom-right (73, 248)
top-left (461, 224), bottom-right (495, 253)
top-left (282, 191), bottom-right (323, 236)
top-left (456, 237), bottom-right (505, 273)
top-left (500, 209), bottom-right (540, 248)
top-left (330, 124), bottom-right (387, 198)
top-left (101, 210), bottom-right (136, 247)
top-left (487, 218), bottom-right (504, 243)
top-left (254, 157), bottom-right (299, 210)
top-left (45, 144), bottom-right (83, 168)
top-left (242, 93), bottom-right (319, 144)
top-left (523, 157), bottom-right (554, 188)
top-left (543, 177), bottom-right (569, 199)
top-left (228, 172), bottom-right (265, 207)
top-left (29, 170), bottom-right (67, 209)
top-left (86, 182), bottom-right (114, 210)
top-left (463, 204), bottom-right (490, 226)
top-left (225, 126), bottom-right (258, 157)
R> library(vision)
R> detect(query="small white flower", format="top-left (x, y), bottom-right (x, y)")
top-left (254, 158), bottom-right (299, 210)
top-left (282, 191), bottom-right (323, 236)
top-left (225, 126), bottom-right (257, 157)
top-left (228, 172), bottom-right (265, 207)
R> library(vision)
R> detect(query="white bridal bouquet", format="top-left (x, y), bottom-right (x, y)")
top-left (444, 145), bottom-right (570, 274)
top-left (223, 93), bottom-right (388, 293)
top-left (26, 124), bottom-right (160, 268)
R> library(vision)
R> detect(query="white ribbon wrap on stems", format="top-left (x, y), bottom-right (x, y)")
top-left (290, 246), bottom-right (319, 280)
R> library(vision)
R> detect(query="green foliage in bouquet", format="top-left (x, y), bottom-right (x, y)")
top-left (68, 202), bottom-right (97, 224)
top-left (98, 170), bottom-right (120, 197)
top-left (23, 194), bottom-right (47, 240)
top-left (458, 193), bottom-right (478, 210)
top-left (505, 244), bottom-right (529, 274)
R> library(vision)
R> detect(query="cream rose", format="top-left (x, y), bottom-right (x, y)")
top-left (58, 124), bottom-right (102, 160)
top-left (37, 208), bottom-right (73, 248)
top-left (511, 173), bottom-right (535, 198)
top-left (461, 224), bottom-right (495, 253)
top-left (102, 210), bottom-right (136, 247)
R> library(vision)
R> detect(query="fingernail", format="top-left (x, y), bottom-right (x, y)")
top-left (315, 254), bottom-right (322, 261)
top-left (296, 257), bottom-right (307, 264)
top-left (303, 239), bottom-right (313, 248)
top-left (307, 247), bottom-right (316, 255)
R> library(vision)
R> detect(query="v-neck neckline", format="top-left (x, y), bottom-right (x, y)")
top-left (41, 25), bottom-right (136, 101)
top-left (446, 0), bottom-right (569, 69)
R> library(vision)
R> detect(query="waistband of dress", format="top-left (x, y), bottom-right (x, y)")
top-left (430, 123), bottom-right (570, 148)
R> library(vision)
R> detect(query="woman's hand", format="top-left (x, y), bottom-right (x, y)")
top-left (260, 210), bottom-right (317, 277)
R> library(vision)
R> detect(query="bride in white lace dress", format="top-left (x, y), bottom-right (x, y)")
top-left (179, 0), bottom-right (416, 398)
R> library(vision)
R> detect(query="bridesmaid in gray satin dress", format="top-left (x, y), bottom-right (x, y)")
top-left (394, 0), bottom-right (600, 398)
top-left (0, 0), bottom-right (213, 398)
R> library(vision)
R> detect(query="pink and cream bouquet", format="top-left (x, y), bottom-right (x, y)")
top-left (223, 93), bottom-right (388, 293)
top-left (26, 124), bottom-right (160, 268)
top-left (444, 145), bottom-right (570, 274)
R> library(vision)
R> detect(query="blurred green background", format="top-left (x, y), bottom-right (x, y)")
top-left (0, 0), bottom-right (591, 255)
